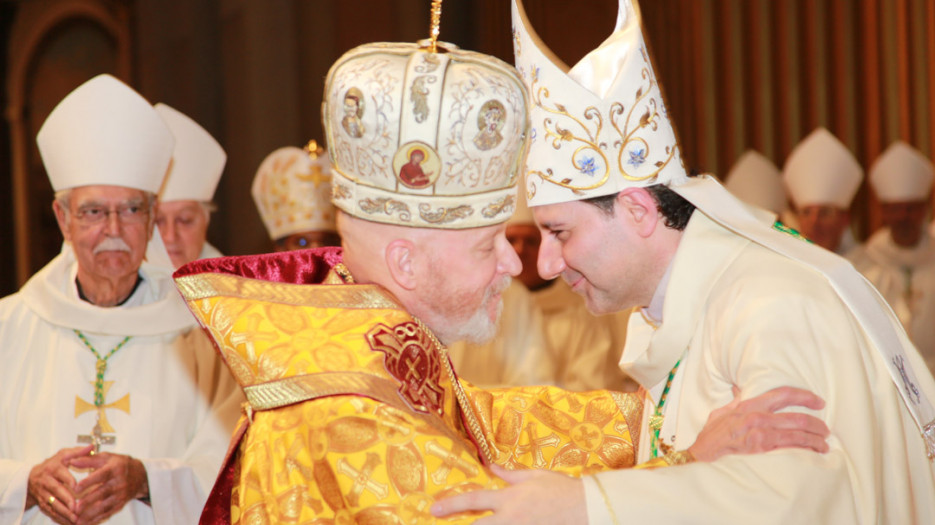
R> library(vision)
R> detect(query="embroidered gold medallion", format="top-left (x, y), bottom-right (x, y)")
top-left (366, 322), bottom-right (445, 416)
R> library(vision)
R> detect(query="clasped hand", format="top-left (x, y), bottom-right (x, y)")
top-left (27, 446), bottom-right (149, 525)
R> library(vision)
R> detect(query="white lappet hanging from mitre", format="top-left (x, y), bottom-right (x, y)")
top-left (511, 0), bottom-right (688, 207)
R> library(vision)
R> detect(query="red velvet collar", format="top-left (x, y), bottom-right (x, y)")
top-left (173, 246), bottom-right (344, 285)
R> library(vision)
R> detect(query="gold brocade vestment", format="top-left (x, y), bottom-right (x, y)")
top-left (174, 249), bottom-right (652, 524)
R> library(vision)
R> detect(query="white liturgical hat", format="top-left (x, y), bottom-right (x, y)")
top-left (869, 141), bottom-right (933, 203)
top-left (252, 141), bottom-right (336, 241)
top-left (725, 150), bottom-right (786, 215)
top-left (512, 0), bottom-right (688, 207)
top-left (323, 37), bottom-right (529, 229)
top-left (783, 128), bottom-right (863, 209)
top-left (37, 74), bottom-right (174, 194)
top-left (155, 103), bottom-right (227, 202)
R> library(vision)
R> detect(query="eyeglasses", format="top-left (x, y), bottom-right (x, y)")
top-left (71, 203), bottom-right (150, 225)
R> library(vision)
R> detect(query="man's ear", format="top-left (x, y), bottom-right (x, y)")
top-left (52, 200), bottom-right (71, 242)
top-left (385, 238), bottom-right (417, 290)
top-left (617, 188), bottom-right (660, 238)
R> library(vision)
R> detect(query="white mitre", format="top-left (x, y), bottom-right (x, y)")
top-left (725, 150), bottom-right (786, 215)
top-left (783, 127), bottom-right (863, 209)
top-left (869, 141), bottom-right (934, 203)
top-left (37, 74), bottom-right (174, 193)
top-left (323, 37), bottom-right (529, 229)
top-left (154, 103), bottom-right (227, 202)
top-left (512, 0), bottom-right (688, 207)
top-left (252, 140), bottom-right (336, 241)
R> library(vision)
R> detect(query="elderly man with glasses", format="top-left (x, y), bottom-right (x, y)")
top-left (0, 75), bottom-right (241, 525)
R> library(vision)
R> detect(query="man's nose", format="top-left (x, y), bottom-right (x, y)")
top-left (497, 236), bottom-right (522, 277)
top-left (537, 236), bottom-right (565, 280)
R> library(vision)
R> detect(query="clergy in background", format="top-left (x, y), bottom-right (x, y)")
top-left (848, 141), bottom-right (935, 374)
top-left (0, 74), bottom-right (241, 524)
top-left (251, 140), bottom-right (341, 252)
top-left (724, 149), bottom-right (788, 218)
top-left (783, 127), bottom-right (863, 254)
top-left (151, 103), bottom-right (227, 269)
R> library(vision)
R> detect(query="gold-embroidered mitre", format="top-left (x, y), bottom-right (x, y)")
top-left (323, 38), bottom-right (529, 229)
top-left (251, 141), bottom-right (336, 241)
top-left (512, 0), bottom-right (688, 206)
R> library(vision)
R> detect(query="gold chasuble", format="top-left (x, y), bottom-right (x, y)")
top-left (175, 248), bottom-right (652, 524)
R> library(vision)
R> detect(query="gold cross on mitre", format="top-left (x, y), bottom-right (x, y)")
top-left (75, 380), bottom-right (130, 452)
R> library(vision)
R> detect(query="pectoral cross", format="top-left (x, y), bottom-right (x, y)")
top-left (75, 380), bottom-right (129, 453)
top-left (77, 418), bottom-right (114, 454)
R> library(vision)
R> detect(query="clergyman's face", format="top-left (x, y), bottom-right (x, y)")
top-left (155, 199), bottom-right (208, 268)
top-left (796, 204), bottom-right (849, 251)
top-left (54, 185), bottom-right (153, 282)
top-left (534, 198), bottom-right (655, 315)
top-left (420, 223), bottom-right (521, 345)
top-left (505, 223), bottom-right (548, 290)
top-left (880, 200), bottom-right (929, 247)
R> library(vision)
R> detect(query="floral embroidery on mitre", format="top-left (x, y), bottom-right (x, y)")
top-left (367, 322), bottom-right (445, 415)
top-left (511, 0), bottom-right (689, 207)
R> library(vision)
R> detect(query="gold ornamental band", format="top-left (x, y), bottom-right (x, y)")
top-left (243, 371), bottom-right (477, 452)
top-left (175, 272), bottom-right (400, 310)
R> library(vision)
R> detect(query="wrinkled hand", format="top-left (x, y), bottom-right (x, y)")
top-left (69, 452), bottom-right (148, 525)
top-left (689, 386), bottom-right (830, 462)
top-left (431, 465), bottom-right (584, 525)
top-left (27, 445), bottom-right (89, 524)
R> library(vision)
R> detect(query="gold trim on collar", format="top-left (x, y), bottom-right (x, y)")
top-left (175, 272), bottom-right (400, 310)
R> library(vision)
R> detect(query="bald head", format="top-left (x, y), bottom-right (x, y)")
top-left (336, 210), bottom-right (521, 345)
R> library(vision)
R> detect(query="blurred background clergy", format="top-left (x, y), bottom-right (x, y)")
top-left (151, 102), bottom-right (227, 269)
top-left (5, 1), bottom-right (935, 297)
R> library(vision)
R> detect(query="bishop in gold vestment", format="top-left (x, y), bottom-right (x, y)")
top-left (175, 248), bottom-right (660, 523)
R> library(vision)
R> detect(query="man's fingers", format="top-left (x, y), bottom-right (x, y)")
top-left (746, 428), bottom-right (831, 454)
top-left (738, 386), bottom-right (825, 414)
top-left (61, 445), bottom-right (95, 461)
top-left (431, 489), bottom-right (499, 517)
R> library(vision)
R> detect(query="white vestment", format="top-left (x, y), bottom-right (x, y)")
top-left (448, 280), bottom-right (555, 387)
top-left (848, 229), bottom-right (935, 374)
top-left (0, 247), bottom-right (242, 524)
top-left (583, 213), bottom-right (935, 524)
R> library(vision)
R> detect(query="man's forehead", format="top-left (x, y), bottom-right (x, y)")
top-left (531, 201), bottom-right (578, 228)
top-left (71, 184), bottom-right (146, 203)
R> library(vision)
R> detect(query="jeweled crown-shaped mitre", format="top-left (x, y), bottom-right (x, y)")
top-left (323, 35), bottom-right (529, 229)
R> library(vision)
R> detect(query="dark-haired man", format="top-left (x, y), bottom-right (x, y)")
top-left (431, 0), bottom-right (935, 523)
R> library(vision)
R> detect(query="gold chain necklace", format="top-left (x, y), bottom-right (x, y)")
top-left (333, 262), bottom-right (493, 464)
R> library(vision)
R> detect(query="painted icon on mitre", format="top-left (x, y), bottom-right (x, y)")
top-left (393, 143), bottom-right (440, 189)
top-left (473, 99), bottom-right (506, 151)
top-left (341, 87), bottom-right (365, 139)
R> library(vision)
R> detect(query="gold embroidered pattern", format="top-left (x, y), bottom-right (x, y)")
top-left (418, 203), bottom-right (474, 224)
top-left (175, 272), bottom-right (400, 310)
top-left (367, 322), bottom-right (445, 416)
top-left (482, 193), bottom-right (515, 219)
top-left (359, 197), bottom-right (412, 221)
